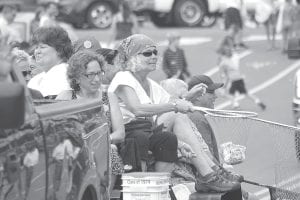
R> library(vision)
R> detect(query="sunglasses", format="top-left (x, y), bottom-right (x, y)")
top-left (139, 49), bottom-right (158, 57)
top-left (85, 71), bottom-right (104, 80)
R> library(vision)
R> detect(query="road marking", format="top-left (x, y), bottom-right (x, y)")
top-left (244, 35), bottom-right (282, 42)
top-left (31, 171), bottom-right (45, 183)
top-left (157, 37), bottom-right (212, 46)
top-left (216, 60), bottom-right (300, 109)
top-left (102, 34), bottom-right (279, 48)
top-left (102, 37), bottom-right (213, 48)
top-left (204, 50), bottom-right (253, 76)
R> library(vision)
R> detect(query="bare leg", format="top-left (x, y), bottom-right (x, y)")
top-left (109, 174), bottom-right (116, 195)
top-left (141, 161), bottom-right (147, 172)
top-left (172, 114), bottom-right (215, 176)
top-left (245, 93), bottom-right (266, 110)
top-left (281, 27), bottom-right (289, 53)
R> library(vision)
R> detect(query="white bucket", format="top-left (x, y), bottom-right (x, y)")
top-left (123, 190), bottom-right (170, 200)
top-left (122, 172), bottom-right (171, 200)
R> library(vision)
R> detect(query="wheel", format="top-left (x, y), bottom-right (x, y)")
top-left (173, 0), bottom-right (206, 27)
top-left (150, 12), bottom-right (174, 27)
top-left (200, 15), bottom-right (218, 27)
top-left (86, 2), bottom-right (114, 29)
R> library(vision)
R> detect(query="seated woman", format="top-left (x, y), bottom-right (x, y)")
top-left (56, 50), bottom-right (125, 194)
top-left (27, 26), bottom-right (73, 99)
top-left (108, 34), bottom-right (240, 192)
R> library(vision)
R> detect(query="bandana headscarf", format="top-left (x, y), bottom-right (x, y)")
top-left (118, 34), bottom-right (156, 64)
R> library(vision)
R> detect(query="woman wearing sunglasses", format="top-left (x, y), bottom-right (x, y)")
top-left (108, 34), bottom-right (240, 192)
top-left (56, 50), bottom-right (125, 194)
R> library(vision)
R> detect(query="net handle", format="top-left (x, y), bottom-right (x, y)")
top-left (192, 106), bottom-right (258, 118)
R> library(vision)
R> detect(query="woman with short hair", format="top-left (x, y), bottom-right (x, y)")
top-left (27, 26), bottom-right (73, 98)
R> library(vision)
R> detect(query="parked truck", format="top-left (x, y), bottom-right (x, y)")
top-left (130, 0), bottom-right (265, 28)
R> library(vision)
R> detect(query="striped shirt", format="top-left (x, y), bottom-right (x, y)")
top-left (162, 47), bottom-right (190, 80)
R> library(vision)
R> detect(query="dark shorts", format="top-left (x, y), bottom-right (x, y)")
top-left (229, 79), bottom-right (247, 95)
top-left (224, 7), bottom-right (243, 30)
top-left (125, 119), bottom-right (178, 163)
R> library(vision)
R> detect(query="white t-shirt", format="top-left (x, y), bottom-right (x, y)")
top-left (52, 139), bottom-right (79, 161)
top-left (219, 53), bottom-right (244, 81)
top-left (0, 16), bottom-right (22, 44)
top-left (28, 63), bottom-right (70, 97)
top-left (108, 71), bottom-right (170, 123)
top-left (23, 148), bottom-right (39, 167)
top-left (294, 69), bottom-right (300, 104)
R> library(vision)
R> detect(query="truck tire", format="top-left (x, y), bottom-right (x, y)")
top-left (86, 2), bottom-right (114, 29)
top-left (173, 0), bottom-right (206, 27)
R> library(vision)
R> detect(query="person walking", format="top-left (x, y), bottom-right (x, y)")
top-left (223, 0), bottom-right (248, 49)
top-left (162, 32), bottom-right (191, 81)
top-left (218, 46), bottom-right (266, 110)
top-left (277, 0), bottom-right (294, 53)
top-left (108, 0), bottom-right (139, 48)
top-left (0, 0), bottom-right (23, 45)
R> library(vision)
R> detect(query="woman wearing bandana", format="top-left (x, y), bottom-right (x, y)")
top-left (108, 34), bottom-right (241, 192)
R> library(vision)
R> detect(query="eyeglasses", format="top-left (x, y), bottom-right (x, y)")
top-left (139, 49), bottom-right (158, 57)
top-left (84, 71), bottom-right (104, 80)
top-left (22, 70), bottom-right (31, 77)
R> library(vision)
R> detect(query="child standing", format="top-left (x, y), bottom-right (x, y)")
top-left (162, 32), bottom-right (191, 81)
top-left (218, 46), bottom-right (266, 110)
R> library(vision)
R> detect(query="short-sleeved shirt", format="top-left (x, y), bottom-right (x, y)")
top-left (23, 148), bottom-right (39, 167)
top-left (0, 16), bottom-right (22, 44)
top-left (108, 71), bottom-right (170, 124)
top-left (219, 54), bottom-right (244, 81)
top-left (28, 63), bottom-right (70, 97)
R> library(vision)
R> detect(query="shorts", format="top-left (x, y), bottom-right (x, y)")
top-left (224, 7), bottom-right (243, 30)
top-left (125, 119), bottom-right (178, 163)
top-left (229, 79), bottom-right (247, 95)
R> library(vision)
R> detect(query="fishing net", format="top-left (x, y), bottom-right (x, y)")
top-left (205, 114), bottom-right (300, 199)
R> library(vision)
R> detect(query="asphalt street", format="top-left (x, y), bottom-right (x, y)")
top-left (75, 22), bottom-right (300, 199)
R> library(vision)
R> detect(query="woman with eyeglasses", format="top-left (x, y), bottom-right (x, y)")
top-left (56, 50), bottom-right (125, 194)
top-left (108, 34), bottom-right (241, 192)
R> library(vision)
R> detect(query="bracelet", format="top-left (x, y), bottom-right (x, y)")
top-left (171, 102), bottom-right (179, 113)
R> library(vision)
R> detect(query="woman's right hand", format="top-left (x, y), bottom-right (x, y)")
top-left (174, 99), bottom-right (194, 113)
